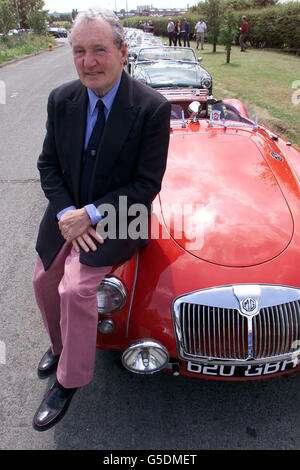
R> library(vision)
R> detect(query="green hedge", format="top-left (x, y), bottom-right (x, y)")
top-left (240, 3), bottom-right (300, 49)
top-left (123, 2), bottom-right (300, 50)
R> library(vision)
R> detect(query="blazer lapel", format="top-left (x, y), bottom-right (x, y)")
top-left (65, 83), bottom-right (88, 207)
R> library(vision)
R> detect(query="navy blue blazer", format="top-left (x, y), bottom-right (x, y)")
top-left (36, 71), bottom-right (171, 270)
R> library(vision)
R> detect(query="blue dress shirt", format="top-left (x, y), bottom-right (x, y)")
top-left (57, 78), bottom-right (121, 225)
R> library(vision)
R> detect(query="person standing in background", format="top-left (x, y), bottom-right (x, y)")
top-left (167, 18), bottom-right (175, 46)
top-left (174, 21), bottom-right (182, 46)
top-left (194, 19), bottom-right (207, 50)
top-left (183, 18), bottom-right (190, 47)
top-left (239, 15), bottom-right (249, 52)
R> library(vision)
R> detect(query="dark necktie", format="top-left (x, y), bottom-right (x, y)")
top-left (80, 99), bottom-right (105, 206)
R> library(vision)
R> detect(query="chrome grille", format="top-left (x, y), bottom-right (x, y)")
top-left (180, 304), bottom-right (248, 360)
top-left (252, 301), bottom-right (300, 359)
top-left (177, 298), bottom-right (300, 363)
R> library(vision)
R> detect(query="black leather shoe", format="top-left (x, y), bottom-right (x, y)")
top-left (33, 380), bottom-right (77, 431)
top-left (37, 348), bottom-right (60, 378)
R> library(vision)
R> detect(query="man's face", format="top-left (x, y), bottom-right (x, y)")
top-left (72, 19), bottom-right (127, 97)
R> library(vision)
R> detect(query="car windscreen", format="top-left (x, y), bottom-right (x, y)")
top-left (137, 47), bottom-right (196, 62)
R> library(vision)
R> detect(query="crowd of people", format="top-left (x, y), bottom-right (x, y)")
top-left (167, 18), bottom-right (207, 49)
top-left (138, 20), bottom-right (155, 33)
top-left (166, 15), bottom-right (249, 52)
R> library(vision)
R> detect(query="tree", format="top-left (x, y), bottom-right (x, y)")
top-left (9, 0), bottom-right (45, 29)
top-left (221, 2), bottom-right (238, 62)
top-left (28, 8), bottom-right (47, 34)
top-left (0, 1), bottom-right (17, 36)
top-left (204, 0), bottom-right (222, 52)
top-left (193, 0), bottom-right (279, 11)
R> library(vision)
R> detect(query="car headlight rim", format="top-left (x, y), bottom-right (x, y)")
top-left (201, 77), bottom-right (212, 89)
top-left (122, 339), bottom-right (169, 374)
top-left (97, 276), bottom-right (128, 314)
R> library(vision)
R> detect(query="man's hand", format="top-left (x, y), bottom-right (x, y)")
top-left (58, 208), bottom-right (104, 252)
top-left (58, 208), bottom-right (91, 241)
top-left (72, 226), bottom-right (104, 253)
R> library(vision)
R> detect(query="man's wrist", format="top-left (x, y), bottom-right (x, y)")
top-left (84, 204), bottom-right (102, 225)
top-left (56, 206), bottom-right (76, 220)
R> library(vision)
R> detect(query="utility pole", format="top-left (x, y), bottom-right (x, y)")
top-left (14, 0), bottom-right (23, 46)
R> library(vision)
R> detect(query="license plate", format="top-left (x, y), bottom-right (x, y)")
top-left (186, 356), bottom-right (300, 378)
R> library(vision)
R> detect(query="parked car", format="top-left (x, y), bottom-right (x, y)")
top-left (95, 88), bottom-right (300, 381)
top-left (127, 46), bottom-right (212, 93)
top-left (125, 27), bottom-right (164, 74)
top-left (48, 27), bottom-right (68, 38)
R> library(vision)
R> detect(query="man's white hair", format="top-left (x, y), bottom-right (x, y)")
top-left (70, 8), bottom-right (124, 49)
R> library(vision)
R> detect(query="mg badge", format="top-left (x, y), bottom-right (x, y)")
top-left (241, 297), bottom-right (258, 316)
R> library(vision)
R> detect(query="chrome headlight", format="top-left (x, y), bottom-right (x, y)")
top-left (97, 277), bottom-right (127, 314)
top-left (201, 77), bottom-right (212, 89)
top-left (122, 339), bottom-right (169, 374)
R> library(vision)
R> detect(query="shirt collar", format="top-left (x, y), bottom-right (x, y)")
top-left (87, 77), bottom-right (121, 115)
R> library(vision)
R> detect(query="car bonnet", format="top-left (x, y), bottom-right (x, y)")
top-left (159, 127), bottom-right (294, 267)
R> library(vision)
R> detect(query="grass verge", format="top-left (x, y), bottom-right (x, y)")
top-left (0, 33), bottom-right (56, 66)
top-left (190, 41), bottom-right (300, 149)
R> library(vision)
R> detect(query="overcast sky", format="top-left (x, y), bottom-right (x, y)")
top-left (44, 0), bottom-right (198, 13)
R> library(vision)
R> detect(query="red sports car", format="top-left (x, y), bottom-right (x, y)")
top-left (96, 88), bottom-right (300, 381)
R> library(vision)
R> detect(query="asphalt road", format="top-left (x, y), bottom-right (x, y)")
top-left (0, 42), bottom-right (300, 452)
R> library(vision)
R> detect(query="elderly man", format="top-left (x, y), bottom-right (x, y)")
top-left (32, 8), bottom-right (171, 431)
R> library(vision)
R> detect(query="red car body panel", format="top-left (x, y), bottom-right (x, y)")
top-left (160, 126), bottom-right (294, 266)
top-left (96, 90), bottom-right (300, 381)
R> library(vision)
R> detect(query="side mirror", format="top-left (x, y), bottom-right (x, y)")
top-left (198, 56), bottom-right (203, 62)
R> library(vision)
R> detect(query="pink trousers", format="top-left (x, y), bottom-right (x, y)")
top-left (33, 242), bottom-right (112, 388)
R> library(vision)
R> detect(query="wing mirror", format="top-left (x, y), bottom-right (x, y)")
top-left (198, 56), bottom-right (203, 62)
